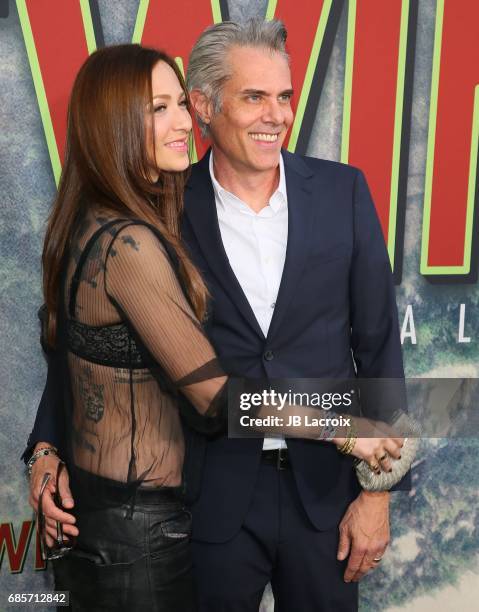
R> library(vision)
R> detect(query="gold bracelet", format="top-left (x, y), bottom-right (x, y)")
top-left (338, 437), bottom-right (355, 455)
top-left (338, 425), bottom-right (356, 455)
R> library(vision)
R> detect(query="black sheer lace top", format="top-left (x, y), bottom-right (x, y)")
top-left (56, 212), bottom-right (227, 503)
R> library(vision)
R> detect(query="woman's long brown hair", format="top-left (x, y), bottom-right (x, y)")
top-left (43, 44), bottom-right (208, 347)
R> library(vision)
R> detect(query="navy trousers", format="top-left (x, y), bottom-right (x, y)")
top-left (191, 459), bottom-right (358, 611)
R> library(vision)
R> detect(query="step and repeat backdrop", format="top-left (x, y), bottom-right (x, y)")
top-left (1, 1), bottom-right (478, 610)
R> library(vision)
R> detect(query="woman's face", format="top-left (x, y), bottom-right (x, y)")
top-left (145, 60), bottom-right (192, 179)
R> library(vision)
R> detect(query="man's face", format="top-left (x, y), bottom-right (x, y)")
top-left (208, 46), bottom-right (294, 173)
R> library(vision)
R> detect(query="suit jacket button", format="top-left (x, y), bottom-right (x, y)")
top-left (264, 350), bottom-right (274, 361)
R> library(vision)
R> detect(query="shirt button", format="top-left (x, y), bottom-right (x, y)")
top-left (271, 302), bottom-right (276, 309)
top-left (264, 350), bottom-right (274, 361)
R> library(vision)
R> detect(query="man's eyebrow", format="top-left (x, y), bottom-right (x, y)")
top-left (241, 89), bottom-right (267, 96)
top-left (240, 88), bottom-right (294, 96)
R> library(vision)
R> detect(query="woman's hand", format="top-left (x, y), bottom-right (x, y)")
top-left (29, 443), bottom-right (78, 546)
top-left (334, 419), bottom-right (404, 473)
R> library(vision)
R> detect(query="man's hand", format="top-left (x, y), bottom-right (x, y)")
top-left (29, 443), bottom-right (78, 547)
top-left (337, 491), bottom-right (390, 582)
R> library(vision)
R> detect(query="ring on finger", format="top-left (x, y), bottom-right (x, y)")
top-left (379, 453), bottom-right (388, 461)
top-left (369, 462), bottom-right (380, 472)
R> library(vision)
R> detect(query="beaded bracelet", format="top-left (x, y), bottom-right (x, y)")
top-left (27, 447), bottom-right (58, 477)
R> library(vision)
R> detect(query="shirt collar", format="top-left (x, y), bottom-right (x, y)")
top-left (209, 151), bottom-right (287, 216)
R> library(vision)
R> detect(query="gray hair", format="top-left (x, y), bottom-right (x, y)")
top-left (186, 19), bottom-right (289, 137)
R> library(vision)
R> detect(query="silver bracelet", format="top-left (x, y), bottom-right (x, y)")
top-left (27, 447), bottom-right (58, 477)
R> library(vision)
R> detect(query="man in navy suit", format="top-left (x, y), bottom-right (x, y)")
top-left (25, 19), bottom-right (407, 611)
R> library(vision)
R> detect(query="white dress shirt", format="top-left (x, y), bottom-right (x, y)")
top-left (209, 153), bottom-right (288, 450)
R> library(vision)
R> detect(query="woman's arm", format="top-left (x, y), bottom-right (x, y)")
top-left (22, 307), bottom-right (65, 464)
top-left (105, 224), bottom-right (227, 422)
top-left (104, 224), bottom-right (403, 470)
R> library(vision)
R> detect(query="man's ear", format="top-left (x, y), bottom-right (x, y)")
top-left (189, 89), bottom-right (213, 126)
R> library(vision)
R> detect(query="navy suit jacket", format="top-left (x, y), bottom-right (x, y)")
top-left (24, 150), bottom-right (407, 543)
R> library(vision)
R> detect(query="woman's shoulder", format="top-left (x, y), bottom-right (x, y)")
top-left (72, 210), bottom-right (176, 276)
top-left (107, 219), bottom-right (169, 255)
top-left (75, 211), bottom-right (162, 248)
top-left (103, 219), bottom-right (179, 282)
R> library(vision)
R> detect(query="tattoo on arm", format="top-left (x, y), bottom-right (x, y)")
top-left (120, 235), bottom-right (140, 251)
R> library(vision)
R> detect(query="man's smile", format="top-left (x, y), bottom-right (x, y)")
top-left (248, 132), bottom-right (280, 143)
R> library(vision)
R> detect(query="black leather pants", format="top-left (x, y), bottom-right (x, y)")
top-left (53, 486), bottom-right (196, 611)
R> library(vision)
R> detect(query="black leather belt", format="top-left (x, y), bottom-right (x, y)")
top-left (261, 448), bottom-right (290, 470)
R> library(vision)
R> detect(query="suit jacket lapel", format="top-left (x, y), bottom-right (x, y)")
top-left (184, 152), bottom-right (265, 339)
top-left (267, 151), bottom-right (315, 342)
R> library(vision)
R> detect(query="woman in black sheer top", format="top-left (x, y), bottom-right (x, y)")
top-left (29, 44), bottom-right (227, 611)
top-left (26, 42), bottom-right (401, 612)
